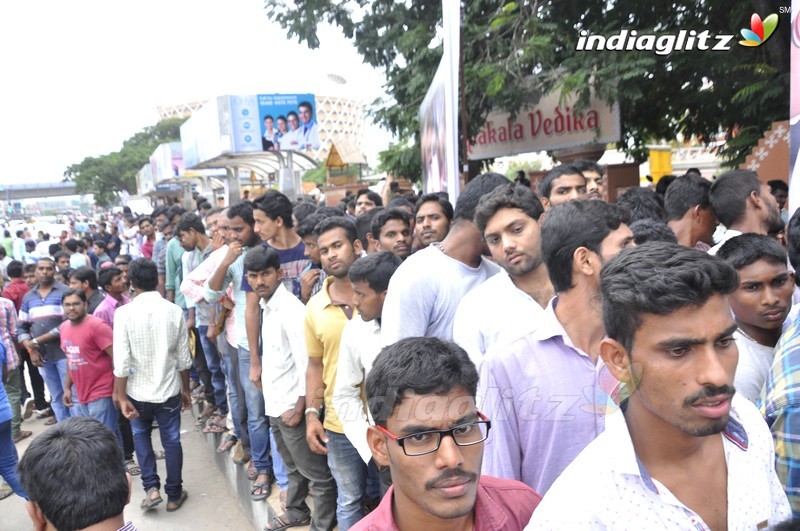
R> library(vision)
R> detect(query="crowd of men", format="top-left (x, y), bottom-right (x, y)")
top-left (1, 164), bottom-right (800, 529)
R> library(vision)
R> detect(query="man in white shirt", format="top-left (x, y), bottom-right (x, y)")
top-left (708, 169), bottom-right (782, 254)
top-left (381, 173), bottom-right (508, 343)
top-left (332, 251), bottom-right (402, 465)
top-left (243, 246), bottom-right (336, 531)
top-left (528, 243), bottom-right (791, 529)
top-left (114, 258), bottom-right (193, 513)
top-left (454, 183), bottom-right (553, 366)
top-left (715, 233), bottom-right (793, 403)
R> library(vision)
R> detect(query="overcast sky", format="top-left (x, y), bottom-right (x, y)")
top-left (0, 0), bottom-right (392, 186)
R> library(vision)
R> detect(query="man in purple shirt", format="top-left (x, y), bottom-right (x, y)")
top-left (93, 267), bottom-right (131, 328)
top-left (479, 200), bottom-right (634, 495)
top-left (354, 337), bottom-right (541, 531)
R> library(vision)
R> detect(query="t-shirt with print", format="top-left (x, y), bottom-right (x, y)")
top-left (241, 241), bottom-right (309, 300)
top-left (60, 314), bottom-right (114, 403)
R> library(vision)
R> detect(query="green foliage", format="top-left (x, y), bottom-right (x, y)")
top-left (377, 138), bottom-right (423, 184)
top-left (302, 165), bottom-right (327, 184)
top-left (264, 0), bottom-right (790, 169)
top-left (63, 118), bottom-right (186, 207)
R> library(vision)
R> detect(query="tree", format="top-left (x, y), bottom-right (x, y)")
top-left (377, 137), bottom-right (423, 183)
top-left (64, 118), bottom-right (186, 207)
top-left (265, 1), bottom-right (789, 168)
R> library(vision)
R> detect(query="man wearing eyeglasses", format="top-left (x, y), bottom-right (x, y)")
top-left (354, 337), bottom-right (541, 530)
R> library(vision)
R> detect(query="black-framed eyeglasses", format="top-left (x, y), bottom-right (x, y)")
top-left (376, 411), bottom-right (491, 457)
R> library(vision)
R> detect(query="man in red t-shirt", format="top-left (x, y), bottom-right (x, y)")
top-left (60, 289), bottom-right (120, 442)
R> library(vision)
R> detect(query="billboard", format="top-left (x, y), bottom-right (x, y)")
top-left (466, 91), bottom-right (621, 160)
top-left (228, 93), bottom-right (320, 153)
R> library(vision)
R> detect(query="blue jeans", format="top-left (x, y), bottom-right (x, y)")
top-left (39, 358), bottom-right (72, 422)
top-left (0, 419), bottom-right (26, 499)
top-left (198, 326), bottom-right (228, 415)
top-left (129, 394), bottom-right (184, 501)
top-left (326, 430), bottom-right (367, 530)
top-left (74, 397), bottom-right (122, 448)
top-left (219, 340), bottom-right (245, 444)
top-left (237, 347), bottom-right (273, 473)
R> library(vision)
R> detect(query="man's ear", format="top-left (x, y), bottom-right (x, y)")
top-left (367, 426), bottom-right (390, 468)
top-left (26, 501), bottom-right (47, 531)
top-left (353, 236), bottom-right (365, 255)
top-left (540, 197), bottom-right (552, 212)
top-left (600, 338), bottom-right (633, 385)
top-left (573, 246), bottom-right (598, 278)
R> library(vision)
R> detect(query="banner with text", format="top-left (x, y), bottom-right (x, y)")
top-left (467, 92), bottom-right (621, 160)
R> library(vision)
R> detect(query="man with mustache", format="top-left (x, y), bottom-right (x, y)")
top-left (527, 243), bottom-right (790, 529)
top-left (370, 208), bottom-right (412, 260)
top-left (413, 193), bottom-right (453, 249)
top-left (715, 234), bottom-right (794, 403)
top-left (355, 337), bottom-right (541, 530)
top-left (708, 169), bottom-right (783, 255)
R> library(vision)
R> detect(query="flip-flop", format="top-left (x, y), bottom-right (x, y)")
top-left (13, 430), bottom-right (32, 443)
top-left (264, 513), bottom-right (311, 530)
top-left (126, 459), bottom-right (141, 476)
top-left (140, 487), bottom-right (162, 510)
top-left (217, 434), bottom-right (237, 453)
top-left (250, 481), bottom-right (272, 501)
top-left (166, 490), bottom-right (189, 512)
top-left (203, 422), bottom-right (228, 434)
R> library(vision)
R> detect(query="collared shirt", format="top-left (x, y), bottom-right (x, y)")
top-left (762, 317), bottom-right (800, 518)
top-left (18, 282), bottom-right (68, 362)
top-left (118, 521), bottom-right (138, 531)
top-left (305, 276), bottom-right (357, 433)
top-left (479, 297), bottom-right (620, 495)
top-left (2, 278), bottom-right (29, 311)
top-left (708, 228), bottom-right (743, 255)
top-left (182, 243), bottom-right (214, 326)
top-left (182, 245), bottom-right (237, 346)
top-left (381, 245), bottom-right (501, 343)
top-left (0, 297), bottom-right (20, 371)
top-left (332, 316), bottom-right (385, 464)
top-left (527, 394), bottom-right (791, 529)
top-left (259, 283), bottom-right (308, 417)
top-left (112, 291), bottom-right (192, 403)
top-left (353, 476), bottom-right (541, 531)
top-left (733, 330), bottom-right (774, 404)
top-left (92, 293), bottom-right (131, 329)
top-left (204, 249), bottom-right (248, 349)
top-left (453, 270), bottom-right (544, 367)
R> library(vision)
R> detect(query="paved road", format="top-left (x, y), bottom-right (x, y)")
top-left (3, 408), bottom-right (256, 531)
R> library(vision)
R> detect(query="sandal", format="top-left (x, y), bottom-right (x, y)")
top-left (140, 487), bottom-right (162, 510)
top-left (251, 481), bottom-right (272, 501)
top-left (13, 430), bottom-right (32, 443)
top-left (166, 490), bottom-right (189, 512)
top-left (217, 434), bottom-right (238, 453)
top-left (126, 459), bottom-right (141, 476)
top-left (264, 513), bottom-right (311, 530)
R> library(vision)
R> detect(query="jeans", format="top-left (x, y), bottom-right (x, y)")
top-left (74, 397), bottom-right (122, 447)
top-left (0, 419), bottom-right (26, 499)
top-left (220, 338), bottom-right (247, 449)
top-left (237, 347), bottom-right (273, 473)
top-left (326, 430), bottom-right (367, 530)
top-left (5, 368), bottom-right (22, 434)
top-left (271, 415), bottom-right (337, 531)
top-left (129, 394), bottom-right (184, 501)
top-left (271, 428), bottom-right (289, 490)
top-left (198, 325), bottom-right (228, 415)
top-left (39, 358), bottom-right (72, 422)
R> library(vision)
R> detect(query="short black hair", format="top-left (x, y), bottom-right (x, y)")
top-left (386, 197), bottom-right (414, 211)
top-left (709, 169), bottom-right (762, 227)
top-left (64, 239), bottom-right (80, 253)
top-left (348, 251), bottom-right (402, 293)
top-left (664, 173), bottom-right (712, 221)
top-left (152, 205), bottom-right (169, 219)
top-left (114, 254), bottom-right (132, 265)
top-left (93, 240), bottom-right (107, 252)
top-left (48, 243), bottom-right (62, 257)
top-left (97, 266), bottom-right (122, 291)
top-left (538, 164), bottom-right (585, 199)
top-left (355, 208), bottom-right (383, 248)
top-left (62, 288), bottom-right (87, 303)
top-left (54, 250), bottom-right (69, 263)
top-left (473, 183), bottom-right (544, 235)
top-left (7, 260), bottom-right (23, 279)
top-left (127, 258), bottom-right (158, 292)
top-left (654, 174), bottom-right (676, 196)
top-left (454, 173), bottom-right (509, 221)
top-left (296, 212), bottom-right (331, 239)
top-left (313, 216), bottom-right (359, 245)
top-left (166, 205), bottom-right (186, 221)
top-left (615, 187), bottom-right (666, 223)
top-left (630, 218), bottom-right (678, 245)
top-left (768, 179), bottom-right (789, 194)
top-left (317, 206), bottom-right (346, 218)
top-left (366, 337), bottom-right (478, 427)
top-left (356, 190), bottom-right (383, 208)
top-left (243, 245), bottom-right (281, 273)
top-left (415, 193), bottom-right (454, 221)
top-left (293, 202), bottom-right (318, 225)
top-left (371, 208), bottom-right (411, 240)
top-left (716, 233), bottom-right (787, 270)
top-left (17, 417), bottom-right (128, 531)
top-left (69, 266), bottom-right (98, 290)
top-left (227, 200), bottom-right (255, 227)
top-left (572, 159), bottom-right (604, 177)
top-left (175, 212), bottom-right (205, 236)
top-left (298, 101), bottom-right (314, 113)
top-left (601, 242), bottom-right (738, 352)
top-left (788, 210), bottom-right (800, 279)
top-left (24, 263), bottom-right (36, 274)
top-left (137, 217), bottom-right (153, 228)
top-left (253, 191), bottom-right (294, 228)
top-left (541, 200), bottom-right (630, 292)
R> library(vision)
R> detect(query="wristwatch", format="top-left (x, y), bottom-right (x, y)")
top-left (304, 407), bottom-right (320, 418)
